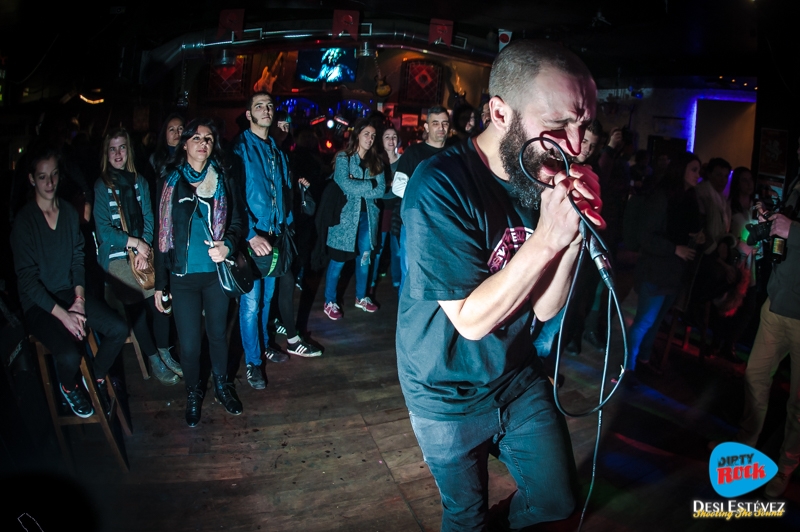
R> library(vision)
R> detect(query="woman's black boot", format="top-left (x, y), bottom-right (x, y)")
top-left (213, 374), bottom-right (243, 415)
top-left (185, 384), bottom-right (204, 427)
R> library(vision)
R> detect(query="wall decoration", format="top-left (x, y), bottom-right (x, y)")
top-left (399, 60), bottom-right (443, 107)
top-left (207, 54), bottom-right (249, 100)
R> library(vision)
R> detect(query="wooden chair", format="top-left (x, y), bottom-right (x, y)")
top-left (31, 330), bottom-right (131, 473)
top-left (126, 329), bottom-right (149, 380)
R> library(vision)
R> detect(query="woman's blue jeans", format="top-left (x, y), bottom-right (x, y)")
top-left (325, 212), bottom-right (372, 303)
top-left (627, 281), bottom-right (677, 371)
top-left (409, 376), bottom-right (575, 532)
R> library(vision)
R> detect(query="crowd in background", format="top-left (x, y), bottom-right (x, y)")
top-left (0, 96), bottom-right (788, 434)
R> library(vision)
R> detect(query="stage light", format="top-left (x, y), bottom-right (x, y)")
top-left (325, 140), bottom-right (333, 149)
top-left (310, 115), bottom-right (327, 126)
top-left (326, 119), bottom-right (335, 129)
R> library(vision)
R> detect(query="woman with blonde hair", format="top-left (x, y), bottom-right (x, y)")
top-left (94, 127), bottom-right (181, 385)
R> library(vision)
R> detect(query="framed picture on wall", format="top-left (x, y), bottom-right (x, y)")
top-left (758, 128), bottom-right (788, 178)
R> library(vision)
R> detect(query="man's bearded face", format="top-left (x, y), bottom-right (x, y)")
top-left (499, 111), bottom-right (547, 208)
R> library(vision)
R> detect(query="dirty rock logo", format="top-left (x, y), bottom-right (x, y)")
top-left (692, 442), bottom-right (785, 520)
top-left (709, 441), bottom-right (777, 497)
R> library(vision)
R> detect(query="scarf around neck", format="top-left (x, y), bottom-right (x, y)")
top-left (158, 160), bottom-right (227, 252)
top-left (109, 169), bottom-right (144, 238)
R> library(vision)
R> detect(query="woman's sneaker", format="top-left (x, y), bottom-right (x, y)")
top-left (61, 384), bottom-right (94, 418)
top-left (355, 297), bottom-right (378, 313)
top-left (287, 339), bottom-right (323, 358)
top-left (324, 302), bottom-right (343, 320)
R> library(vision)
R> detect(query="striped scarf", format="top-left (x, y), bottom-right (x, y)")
top-left (158, 161), bottom-right (227, 252)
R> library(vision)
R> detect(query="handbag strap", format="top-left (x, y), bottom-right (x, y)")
top-left (195, 212), bottom-right (218, 250)
top-left (108, 186), bottom-right (131, 236)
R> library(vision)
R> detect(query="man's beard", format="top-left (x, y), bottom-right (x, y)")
top-left (499, 113), bottom-right (550, 209)
top-left (251, 115), bottom-right (271, 128)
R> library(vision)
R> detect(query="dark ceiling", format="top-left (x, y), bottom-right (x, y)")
top-left (0, 0), bottom-right (762, 97)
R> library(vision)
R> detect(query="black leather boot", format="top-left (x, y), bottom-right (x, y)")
top-left (213, 374), bottom-right (243, 415)
top-left (185, 384), bottom-right (204, 427)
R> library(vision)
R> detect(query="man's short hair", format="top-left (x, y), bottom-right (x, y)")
top-left (28, 145), bottom-right (60, 176)
top-left (587, 119), bottom-right (603, 136)
top-left (489, 40), bottom-right (592, 111)
top-left (247, 90), bottom-right (273, 111)
top-left (707, 157), bottom-right (732, 174)
top-left (427, 105), bottom-right (449, 120)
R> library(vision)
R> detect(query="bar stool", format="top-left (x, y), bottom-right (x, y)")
top-left (31, 330), bottom-right (131, 473)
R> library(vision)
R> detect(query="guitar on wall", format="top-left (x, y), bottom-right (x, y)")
top-left (373, 51), bottom-right (392, 98)
top-left (254, 52), bottom-right (285, 93)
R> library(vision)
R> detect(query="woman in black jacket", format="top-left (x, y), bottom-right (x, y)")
top-left (154, 118), bottom-right (246, 426)
top-left (625, 151), bottom-right (706, 377)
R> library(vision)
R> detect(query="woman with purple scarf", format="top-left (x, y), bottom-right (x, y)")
top-left (153, 118), bottom-right (246, 427)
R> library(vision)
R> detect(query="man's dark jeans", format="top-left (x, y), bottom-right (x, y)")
top-left (409, 375), bottom-right (576, 532)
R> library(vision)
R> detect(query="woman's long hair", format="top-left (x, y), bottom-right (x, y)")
top-left (343, 118), bottom-right (383, 176)
top-left (100, 127), bottom-right (137, 187)
top-left (152, 113), bottom-right (184, 177)
top-left (164, 117), bottom-right (226, 177)
top-left (729, 166), bottom-right (753, 215)
top-left (658, 151), bottom-right (701, 199)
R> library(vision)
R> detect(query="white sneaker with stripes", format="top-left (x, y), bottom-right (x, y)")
top-left (287, 339), bottom-right (322, 358)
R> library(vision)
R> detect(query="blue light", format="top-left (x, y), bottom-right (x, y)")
top-left (686, 91), bottom-right (757, 154)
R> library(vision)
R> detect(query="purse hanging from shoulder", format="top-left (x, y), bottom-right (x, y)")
top-left (109, 185), bottom-right (156, 290)
top-left (197, 216), bottom-right (255, 298)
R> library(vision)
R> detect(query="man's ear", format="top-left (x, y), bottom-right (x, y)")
top-left (490, 96), bottom-right (512, 134)
top-left (423, 122), bottom-right (430, 134)
top-left (245, 110), bottom-right (252, 122)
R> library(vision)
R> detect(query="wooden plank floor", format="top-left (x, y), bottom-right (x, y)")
top-left (23, 264), bottom-right (800, 531)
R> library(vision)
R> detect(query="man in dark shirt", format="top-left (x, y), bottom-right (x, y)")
top-left (390, 105), bottom-right (449, 290)
top-left (398, 40), bottom-right (603, 531)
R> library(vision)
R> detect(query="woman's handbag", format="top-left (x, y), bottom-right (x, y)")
top-left (250, 226), bottom-right (297, 279)
top-left (199, 218), bottom-right (255, 298)
top-left (109, 188), bottom-right (156, 290)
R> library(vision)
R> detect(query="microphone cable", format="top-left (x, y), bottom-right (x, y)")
top-left (518, 137), bottom-right (630, 531)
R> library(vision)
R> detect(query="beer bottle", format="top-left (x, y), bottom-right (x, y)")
top-left (161, 290), bottom-right (173, 315)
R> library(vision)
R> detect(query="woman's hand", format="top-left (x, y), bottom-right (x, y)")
top-left (204, 240), bottom-right (230, 263)
top-left (297, 177), bottom-right (310, 188)
top-left (675, 245), bottom-right (696, 261)
top-left (136, 240), bottom-right (151, 259)
top-left (134, 252), bottom-right (149, 270)
top-left (154, 290), bottom-right (166, 313)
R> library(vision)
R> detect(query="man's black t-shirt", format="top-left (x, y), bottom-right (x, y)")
top-left (396, 142), bottom-right (445, 182)
top-left (397, 138), bottom-right (542, 420)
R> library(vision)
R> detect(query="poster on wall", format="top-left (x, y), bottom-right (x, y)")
top-left (758, 128), bottom-right (788, 178)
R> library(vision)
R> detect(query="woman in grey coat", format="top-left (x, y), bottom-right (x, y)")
top-left (322, 119), bottom-right (385, 320)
